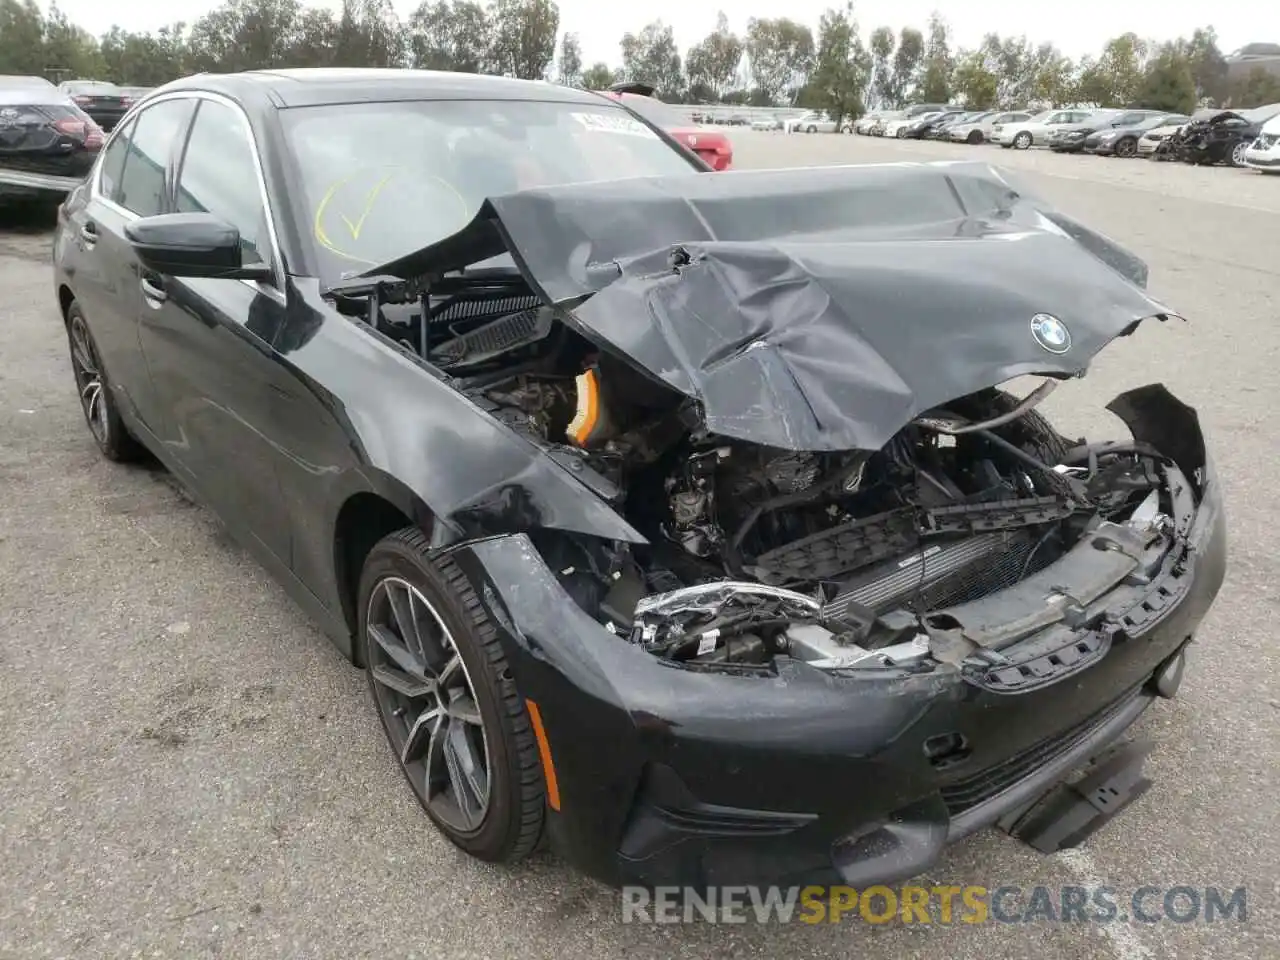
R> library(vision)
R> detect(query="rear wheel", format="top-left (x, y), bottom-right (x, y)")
top-left (806, 124), bottom-right (817, 134)
top-left (1013, 131), bottom-right (1033, 150)
top-left (1114, 136), bottom-right (1138, 158)
top-left (896, 127), bottom-right (908, 139)
top-left (967, 130), bottom-right (983, 145)
top-left (66, 301), bottom-right (146, 462)
top-left (359, 527), bottom-right (545, 863)
top-left (1231, 141), bottom-right (1249, 167)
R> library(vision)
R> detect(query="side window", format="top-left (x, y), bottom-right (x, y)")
top-left (97, 116), bottom-right (134, 203)
top-left (117, 99), bottom-right (195, 217)
top-left (175, 99), bottom-right (271, 269)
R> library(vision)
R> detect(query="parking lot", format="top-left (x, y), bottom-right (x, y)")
top-left (1, 131), bottom-right (1277, 959)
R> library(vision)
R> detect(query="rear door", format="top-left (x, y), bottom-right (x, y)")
top-left (133, 94), bottom-right (292, 565)
top-left (59, 98), bottom-right (195, 437)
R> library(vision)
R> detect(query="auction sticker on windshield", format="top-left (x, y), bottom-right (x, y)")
top-left (570, 112), bottom-right (658, 138)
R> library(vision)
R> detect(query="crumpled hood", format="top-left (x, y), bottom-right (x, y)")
top-left (369, 161), bottom-right (1177, 452)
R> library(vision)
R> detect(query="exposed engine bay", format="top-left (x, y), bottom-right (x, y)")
top-left (333, 271), bottom-right (1187, 674)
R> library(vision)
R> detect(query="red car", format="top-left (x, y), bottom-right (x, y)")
top-left (602, 82), bottom-right (732, 171)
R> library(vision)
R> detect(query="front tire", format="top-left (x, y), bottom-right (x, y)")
top-left (896, 127), bottom-right (908, 139)
top-left (1231, 142), bottom-right (1249, 167)
top-left (967, 130), bottom-right (983, 144)
top-left (66, 300), bottom-right (146, 463)
top-left (1013, 131), bottom-right (1033, 150)
top-left (359, 528), bottom-right (545, 863)
top-left (1115, 137), bottom-right (1137, 158)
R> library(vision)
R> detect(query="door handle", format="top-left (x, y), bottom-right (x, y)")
top-left (139, 276), bottom-right (168, 305)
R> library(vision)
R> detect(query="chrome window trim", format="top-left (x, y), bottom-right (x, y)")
top-left (88, 89), bottom-right (287, 304)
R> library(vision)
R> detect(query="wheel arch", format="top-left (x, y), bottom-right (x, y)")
top-left (57, 284), bottom-right (75, 325)
top-left (332, 484), bottom-right (435, 663)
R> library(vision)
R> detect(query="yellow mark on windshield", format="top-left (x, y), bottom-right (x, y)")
top-left (339, 173), bottom-right (394, 240)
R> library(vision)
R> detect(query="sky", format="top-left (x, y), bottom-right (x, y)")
top-left (45, 0), bottom-right (1272, 67)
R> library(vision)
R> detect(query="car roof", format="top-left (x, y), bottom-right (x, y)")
top-left (0, 85), bottom-right (73, 106)
top-left (0, 74), bottom-right (55, 88)
top-left (157, 67), bottom-right (611, 110)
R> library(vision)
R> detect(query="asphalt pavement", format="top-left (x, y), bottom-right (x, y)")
top-left (1, 134), bottom-right (1277, 959)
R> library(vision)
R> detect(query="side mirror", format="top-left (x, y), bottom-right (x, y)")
top-left (124, 213), bottom-right (270, 280)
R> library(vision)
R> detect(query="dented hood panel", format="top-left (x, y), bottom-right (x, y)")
top-left (371, 162), bottom-right (1177, 451)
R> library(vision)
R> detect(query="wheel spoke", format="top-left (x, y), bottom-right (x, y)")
top-left (436, 653), bottom-right (462, 691)
top-left (445, 694), bottom-right (482, 727)
top-left (442, 720), bottom-right (488, 828)
top-left (401, 705), bottom-right (441, 765)
top-left (368, 622), bottom-right (428, 678)
top-left (370, 663), bottom-right (434, 699)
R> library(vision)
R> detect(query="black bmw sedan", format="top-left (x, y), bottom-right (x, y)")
top-left (52, 68), bottom-right (1227, 890)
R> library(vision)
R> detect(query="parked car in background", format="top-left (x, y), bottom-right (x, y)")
top-left (1174, 103), bottom-right (1280, 166)
top-left (865, 111), bottom-right (904, 135)
top-left (902, 102), bottom-right (950, 117)
top-left (1047, 110), bottom-right (1162, 154)
top-left (854, 111), bottom-right (890, 134)
top-left (883, 111), bottom-right (941, 138)
top-left (1, 74), bottom-right (56, 88)
top-left (1081, 113), bottom-right (1190, 157)
top-left (605, 83), bottom-right (733, 171)
top-left (56, 79), bottom-right (135, 131)
top-left (994, 109), bottom-right (1094, 149)
top-left (948, 110), bottom-right (1032, 144)
top-left (931, 111), bottom-right (987, 139)
top-left (119, 86), bottom-right (154, 101)
top-left (786, 111), bottom-right (838, 133)
top-left (1242, 112), bottom-right (1280, 172)
top-left (0, 78), bottom-right (102, 196)
top-left (750, 116), bottom-right (781, 131)
top-left (907, 108), bottom-right (965, 139)
top-left (1140, 110), bottom-right (1213, 159)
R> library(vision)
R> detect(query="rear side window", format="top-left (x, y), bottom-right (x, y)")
top-left (97, 116), bottom-right (134, 200)
top-left (116, 98), bottom-right (194, 217)
top-left (174, 99), bottom-right (270, 268)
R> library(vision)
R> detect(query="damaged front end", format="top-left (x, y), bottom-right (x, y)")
top-left (343, 162), bottom-right (1227, 886)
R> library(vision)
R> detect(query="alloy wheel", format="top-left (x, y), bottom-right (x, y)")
top-left (1231, 142), bottom-right (1248, 166)
top-left (1014, 132), bottom-right (1032, 149)
top-left (69, 315), bottom-right (109, 446)
top-left (366, 575), bottom-right (492, 833)
top-left (1116, 138), bottom-right (1136, 158)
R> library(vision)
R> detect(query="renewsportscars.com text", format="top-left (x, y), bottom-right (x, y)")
top-left (621, 884), bottom-right (1248, 925)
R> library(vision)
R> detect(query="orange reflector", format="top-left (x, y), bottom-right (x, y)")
top-left (525, 699), bottom-right (561, 811)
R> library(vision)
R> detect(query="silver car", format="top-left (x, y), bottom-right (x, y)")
top-left (951, 111), bottom-right (1037, 144)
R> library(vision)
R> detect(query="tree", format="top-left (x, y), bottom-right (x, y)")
top-left (288, 8), bottom-right (339, 66)
top-left (1079, 33), bottom-right (1148, 106)
top-left (332, 0), bottom-right (405, 68)
top-left (745, 17), bottom-right (815, 104)
top-left (1136, 43), bottom-right (1197, 114)
top-left (951, 49), bottom-right (998, 108)
top-left (1029, 43), bottom-right (1074, 107)
top-left (42, 3), bottom-right (106, 79)
top-left (487, 0), bottom-right (558, 80)
top-left (1228, 67), bottom-right (1280, 109)
top-left (867, 26), bottom-right (895, 108)
top-left (555, 31), bottom-right (581, 85)
top-left (0, 0), bottom-right (46, 75)
top-left (619, 20), bottom-right (682, 99)
top-left (887, 26), bottom-right (923, 106)
top-left (580, 61), bottom-right (615, 91)
top-left (918, 12), bottom-right (952, 103)
top-left (684, 12), bottom-right (742, 101)
top-left (186, 0), bottom-right (302, 73)
top-left (407, 1), bottom-right (489, 72)
top-left (1185, 26), bottom-right (1228, 104)
top-left (807, 4), bottom-right (871, 122)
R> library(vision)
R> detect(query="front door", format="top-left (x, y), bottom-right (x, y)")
top-left (134, 95), bottom-right (292, 566)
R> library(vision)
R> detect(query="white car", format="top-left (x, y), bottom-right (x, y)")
top-left (992, 109), bottom-right (1096, 149)
top-left (1138, 119), bottom-right (1190, 157)
top-left (750, 117), bottom-right (782, 131)
top-left (882, 112), bottom-right (940, 138)
top-left (786, 111), bottom-right (838, 134)
top-left (1242, 114), bottom-right (1280, 173)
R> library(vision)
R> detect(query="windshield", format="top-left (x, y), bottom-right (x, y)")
top-left (615, 93), bottom-right (690, 128)
top-left (281, 98), bottom-right (700, 281)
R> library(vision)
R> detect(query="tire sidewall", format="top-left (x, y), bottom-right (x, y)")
top-left (357, 538), bottom-right (528, 858)
top-left (66, 300), bottom-right (131, 460)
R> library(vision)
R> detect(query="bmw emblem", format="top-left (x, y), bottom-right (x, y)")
top-left (1031, 314), bottom-right (1071, 354)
